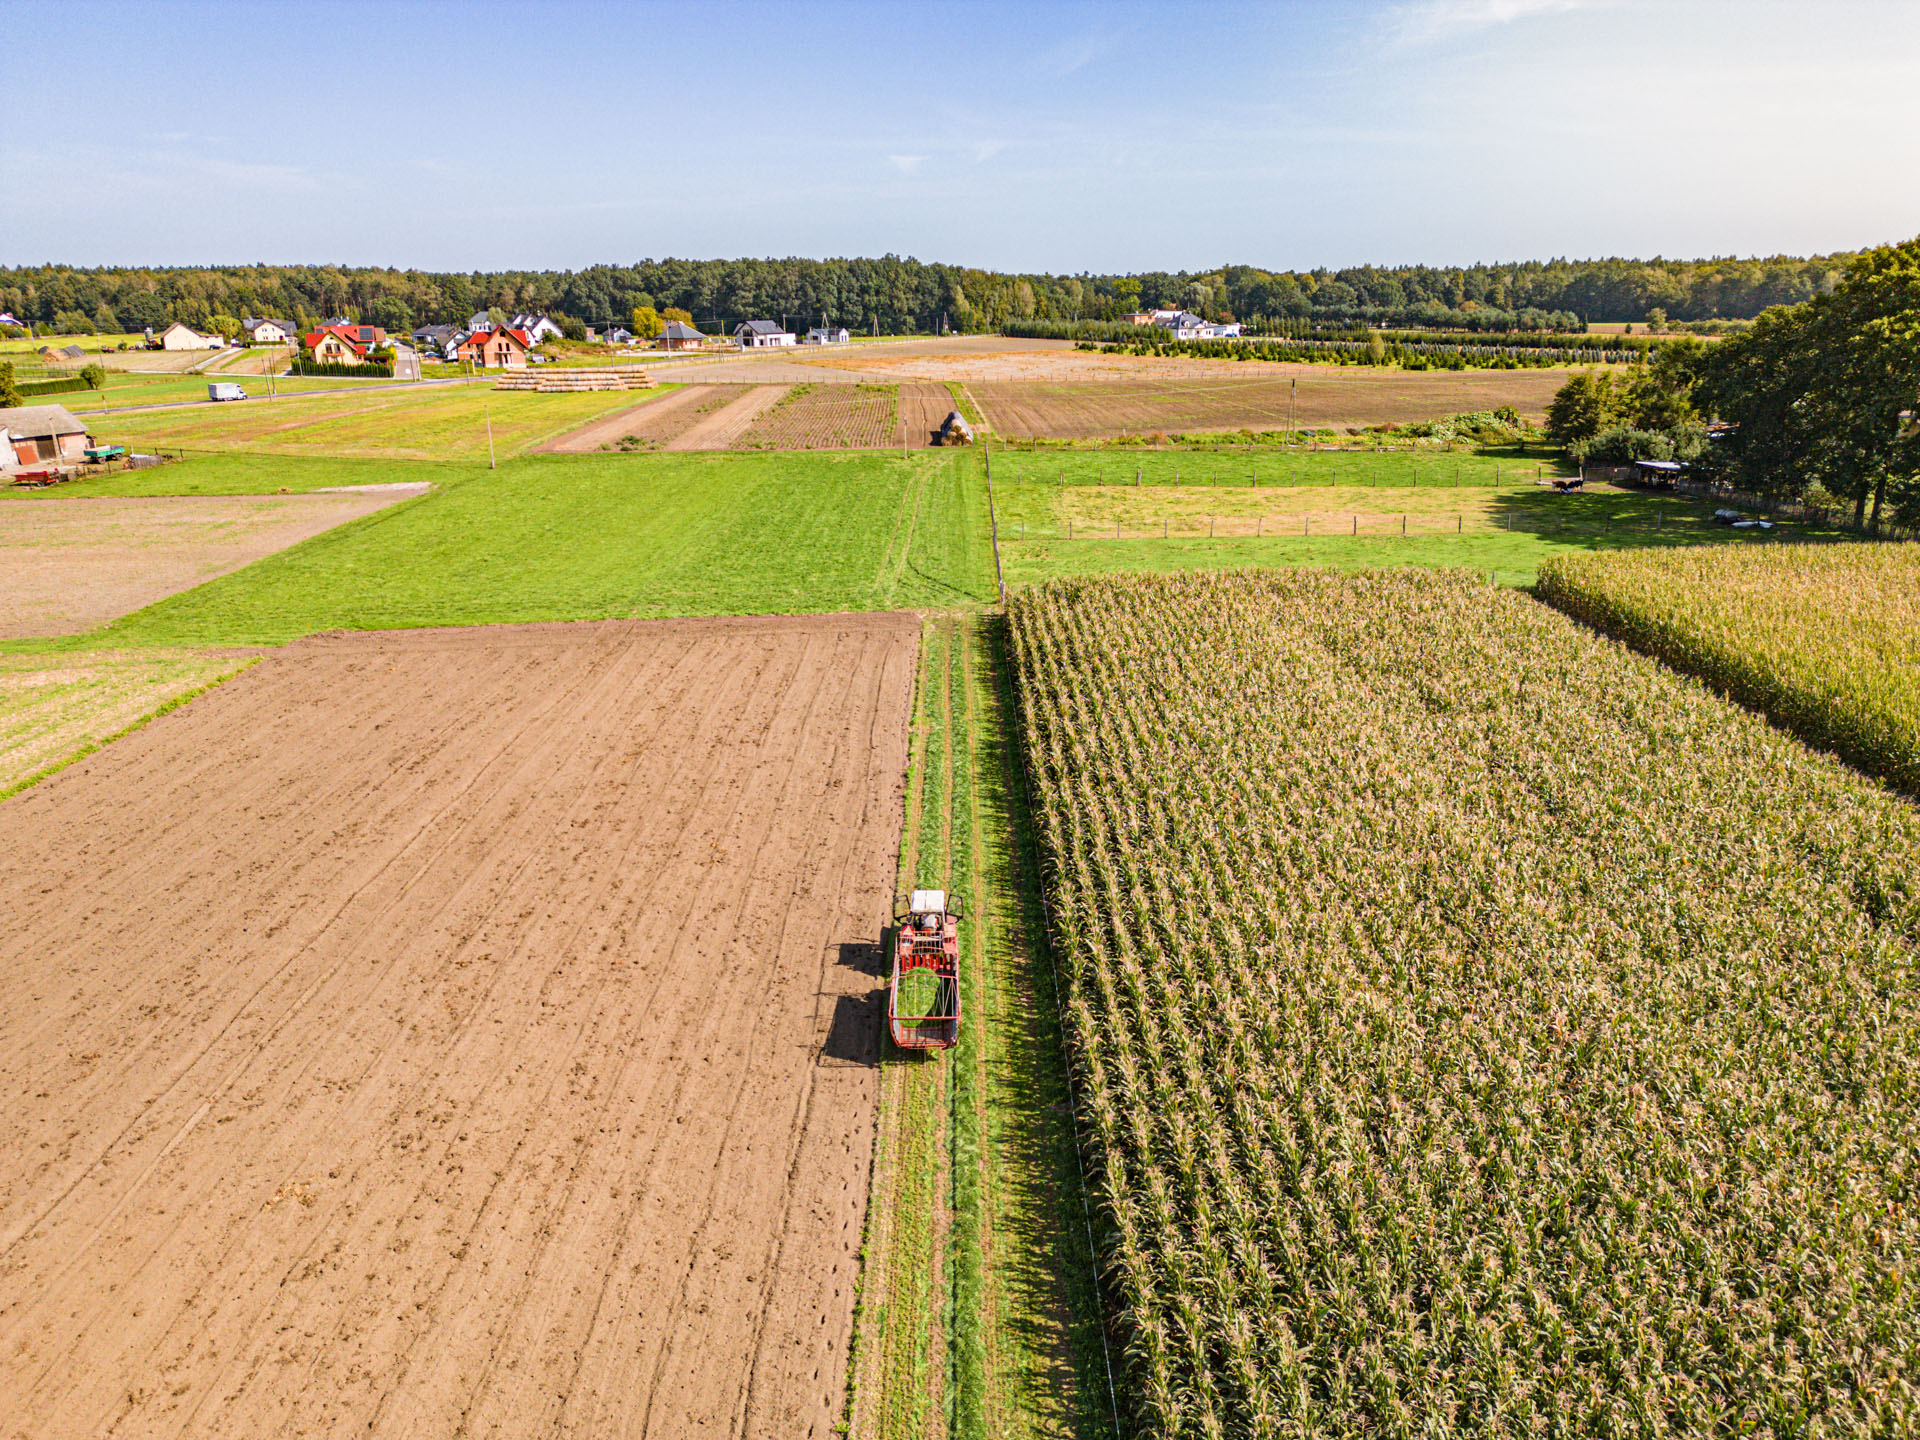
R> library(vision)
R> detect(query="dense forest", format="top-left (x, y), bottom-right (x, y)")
top-left (0, 250), bottom-right (1864, 338)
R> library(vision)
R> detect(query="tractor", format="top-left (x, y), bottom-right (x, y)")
top-left (889, 889), bottom-right (961, 1050)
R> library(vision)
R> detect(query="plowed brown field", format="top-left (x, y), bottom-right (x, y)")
top-left (973, 369), bottom-right (1572, 437)
top-left (0, 613), bottom-right (918, 1439)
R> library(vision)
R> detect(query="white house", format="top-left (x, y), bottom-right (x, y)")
top-left (803, 326), bottom-right (851, 345)
top-left (157, 321), bottom-right (210, 351)
top-left (735, 319), bottom-right (796, 348)
top-left (241, 317), bottom-right (296, 345)
top-left (1149, 309), bottom-right (1242, 340)
top-left (467, 312), bottom-right (563, 344)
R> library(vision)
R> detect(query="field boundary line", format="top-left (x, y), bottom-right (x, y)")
top-left (0, 660), bottom-right (257, 804)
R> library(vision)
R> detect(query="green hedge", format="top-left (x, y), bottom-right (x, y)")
top-left (18, 376), bottom-right (90, 397)
top-left (289, 359), bottom-right (393, 379)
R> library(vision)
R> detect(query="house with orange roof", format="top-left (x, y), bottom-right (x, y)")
top-left (454, 327), bottom-right (530, 368)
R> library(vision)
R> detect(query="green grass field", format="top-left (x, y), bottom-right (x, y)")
top-left (0, 451), bottom-right (484, 499)
top-left (64, 450), bottom-right (991, 648)
top-left (988, 445), bottom-right (1562, 488)
top-left (87, 383), bottom-right (678, 460)
top-left (52, 372), bottom-right (402, 412)
top-left (991, 454), bottom-right (1843, 587)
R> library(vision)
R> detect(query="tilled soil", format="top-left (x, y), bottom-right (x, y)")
top-left (666, 385), bottom-right (792, 450)
top-left (0, 493), bottom-right (417, 639)
top-left (897, 382), bottom-right (958, 448)
top-left (539, 385), bottom-right (722, 452)
top-left (0, 613), bottom-right (918, 1438)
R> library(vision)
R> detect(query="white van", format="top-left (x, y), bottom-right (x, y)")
top-left (207, 382), bottom-right (248, 402)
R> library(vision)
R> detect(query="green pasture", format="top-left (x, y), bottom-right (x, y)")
top-left (989, 448), bottom-right (1845, 587)
top-left (53, 372), bottom-right (399, 412)
top-left (86, 382), bottom-right (680, 460)
top-left (45, 449), bottom-right (991, 648)
top-left (0, 451), bottom-right (484, 499)
top-left (988, 445), bottom-right (1565, 488)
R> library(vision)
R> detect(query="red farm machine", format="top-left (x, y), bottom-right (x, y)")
top-left (888, 889), bottom-right (961, 1050)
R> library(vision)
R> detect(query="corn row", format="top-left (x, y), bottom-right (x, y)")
top-left (1008, 568), bottom-right (1920, 1438)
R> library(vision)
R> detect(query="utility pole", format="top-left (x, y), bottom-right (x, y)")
top-left (485, 404), bottom-right (496, 469)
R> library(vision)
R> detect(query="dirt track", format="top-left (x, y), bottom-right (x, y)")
top-left (538, 385), bottom-right (718, 452)
top-left (0, 492), bottom-right (418, 638)
top-left (0, 613), bottom-right (918, 1438)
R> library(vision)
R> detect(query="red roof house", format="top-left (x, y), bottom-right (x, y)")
top-left (454, 327), bottom-right (530, 368)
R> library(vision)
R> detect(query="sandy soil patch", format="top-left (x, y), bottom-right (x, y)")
top-left (0, 612), bottom-right (917, 1438)
top-left (667, 384), bottom-right (792, 450)
top-left (0, 492), bottom-right (418, 638)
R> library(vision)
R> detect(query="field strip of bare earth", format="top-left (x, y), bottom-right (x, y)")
top-left (668, 384), bottom-right (792, 451)
top-left (0, 491), bottom-right (425, 640)
top-left (536, 385), bottom-right (709, 453)
top-left (0, 612), bottom-right (918, 1439)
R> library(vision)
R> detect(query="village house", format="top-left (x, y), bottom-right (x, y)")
top-left (302, 325), bottom-right (373, 365)
top-left (659, 320), bottom-right (707, 351)
top-left (1149, 309), bottom-right (1243, 340)
top-left (411, 323), bottom-right (464, 357)
top-left (466, 312), bottom-right (563, 345)
top-left (241, 317), bottom-right (297, 345)
top-left (454, 327), bottom-right (530, 368)
top-left (803, 326), bottom-right (851, 345)
top-left (156, 321), bottom-right (212, 351)
top-left (0, 404), bottom-right (91, 467)
top-left (735, 319), bottom-right (796, 348)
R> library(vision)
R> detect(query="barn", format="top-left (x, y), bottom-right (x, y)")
top-left (0, 405), bottom-right (92, 467)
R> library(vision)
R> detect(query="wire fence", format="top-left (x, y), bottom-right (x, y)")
top-left (996, 507), bottom-right (1850, 544)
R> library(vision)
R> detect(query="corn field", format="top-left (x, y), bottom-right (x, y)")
top-left (1008, 570), bottom-right (1920, 1438)
top-left (1539, 544), bottom-right (1920, 797)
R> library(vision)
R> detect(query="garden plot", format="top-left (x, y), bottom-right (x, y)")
top-left (734, 383), bottom-right (898, 449)
top-left (0, 611), bottom-right (918, 1439)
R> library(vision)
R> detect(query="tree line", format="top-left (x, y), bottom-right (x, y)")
top-left (0, 248), bottom-right (1865, 340)
top-left (1546, 238), bottom-right (1920, 531)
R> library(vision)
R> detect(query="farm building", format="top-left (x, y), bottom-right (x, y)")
top-left (660, 320), bottom-right (707, 351)
top-left (804, 327), bottom-right (851, 345)
top-left (241, 317), bottom-right (296, 345)
top-left (455, 327), bottom-right (530, 367)
top-left (735, 320), bottom-right (797, 348)
top-left (156, 322), bottom-right (211, 351)
top-left (0, 405), bottom-right (91, 467)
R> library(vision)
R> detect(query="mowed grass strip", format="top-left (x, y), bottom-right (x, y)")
top-left (86, 450), bottom-right (993, 647)
top-left (0, 649), bottom-right (252, 798)
top-left (1540, 542), bottom-right (1920, 795)
top-left (1010, 569), bottom-right (1920, 1437)
top-left (91, 383), bottom-right (682, 460)
top-left (989, 446), bottom-right (1554, 488)
top-left (3, 451), bottom-right (487, 499)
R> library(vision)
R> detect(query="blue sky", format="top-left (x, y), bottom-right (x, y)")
top-left (6, 0), bottom-right (1918, 273)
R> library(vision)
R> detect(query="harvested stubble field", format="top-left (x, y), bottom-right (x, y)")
top-left (972, 370), bottom-right (1570, 438)
top-left (0, 612), bottom-right (919, 1438)
top-left (1541, 542), bottom-right (1920, 795)
top-left (0, 491), bottom-right (422, 638)
top-left (1010, 570), bottom-right (1920, 1438)
top-left (91, 384), bottom-right (657, 460)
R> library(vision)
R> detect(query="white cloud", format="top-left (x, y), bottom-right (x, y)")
top-left (886, 153), bottom-right (927, 173)
top-left (1389, 0), bottom-right (1600, 44)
